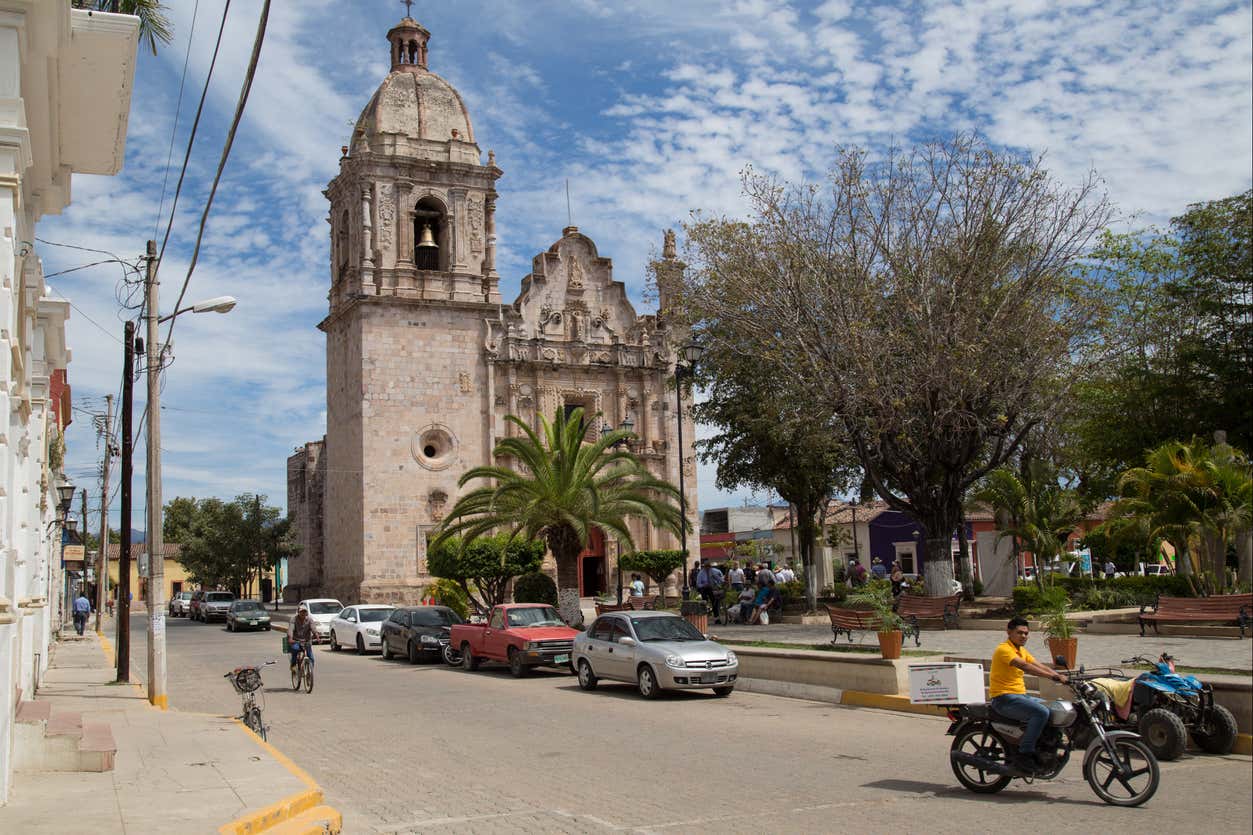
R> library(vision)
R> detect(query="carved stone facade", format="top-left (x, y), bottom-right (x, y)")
top-left (287, 16), bottom-right (697, 604)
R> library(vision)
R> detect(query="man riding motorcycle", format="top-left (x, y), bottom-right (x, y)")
top-left (990, 616), bottom-right (1067, 773)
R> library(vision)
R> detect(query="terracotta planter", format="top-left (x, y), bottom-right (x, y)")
top-left (1047, 637), bottom-right (1077, 670)
top-left (878, 630), bottom-right (903, 660)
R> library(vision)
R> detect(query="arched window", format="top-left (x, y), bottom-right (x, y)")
top-left (414, 196), bottom-right (448, 271)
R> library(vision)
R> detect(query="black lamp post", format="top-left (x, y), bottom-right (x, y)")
top-left (603, 415), bottom-right (636, 603)
top-left (675, 342), bottom-right (704, 599)
top-left (56, 483), bottom-right (76, 622)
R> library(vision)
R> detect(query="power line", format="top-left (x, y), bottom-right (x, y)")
top-left (154, 0), bottom-right (202, 241)
top-left (46, 286), bottom-right (124, 344)
top-left (163, 0), bottom-right (271, 357)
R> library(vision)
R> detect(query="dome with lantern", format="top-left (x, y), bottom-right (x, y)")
top-left (349, 16), bottom-right (479, 164)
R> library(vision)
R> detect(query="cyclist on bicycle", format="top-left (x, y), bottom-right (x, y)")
top-left (289, 606), bottom-right (315, 671)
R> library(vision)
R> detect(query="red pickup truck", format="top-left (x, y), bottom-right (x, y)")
top-left (450, 603), bottom-right (581, 677)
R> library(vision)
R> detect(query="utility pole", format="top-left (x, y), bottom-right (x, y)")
top-left (117, 321), bottom-right (134, 683)
top-left (95, 394), bottom-right (113, 635)
top-left (144, 238), bottom-right (167, 709)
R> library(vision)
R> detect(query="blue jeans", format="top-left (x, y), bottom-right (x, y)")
top-left (289, 641), bottom-right (314, 669)
top-left (992, 694), bottom-right (1050, 754)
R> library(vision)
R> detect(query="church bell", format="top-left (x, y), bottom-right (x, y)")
top-left (417, 223), bottom-right (437, 249)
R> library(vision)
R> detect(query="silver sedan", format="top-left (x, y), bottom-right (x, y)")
top-left (572, 611), bottom-right (738, 699)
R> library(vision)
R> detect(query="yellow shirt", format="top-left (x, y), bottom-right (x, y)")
top-left (989, 640), bottom-right (1035, 697)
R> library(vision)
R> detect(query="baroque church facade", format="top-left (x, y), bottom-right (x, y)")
top-left (287, 15), bottom-right (698, 606)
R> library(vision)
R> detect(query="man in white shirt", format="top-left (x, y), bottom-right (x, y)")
top-left (728, 563), bottom-right (746, 591)
top-left (778, 564), bottom-right (796, 583)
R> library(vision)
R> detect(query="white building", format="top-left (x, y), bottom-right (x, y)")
top-left (0, 1), bottom-right (137, 804)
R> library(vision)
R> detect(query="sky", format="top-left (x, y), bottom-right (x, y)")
top-left (41, 0), bottom-right (1253, 531)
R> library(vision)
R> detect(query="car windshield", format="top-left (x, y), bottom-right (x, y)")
top-left (359, 609), bottom-right (393, 623)
top-left (507, 607), bottom-right (564, 628)
top-left (306, 601), bottom-right (342, 615)
top-left (233, 602), bottom-right (263, 612)
top-left (631, 616), bottom-right (706, 642)
top-left (411, 608), bottom-right (463, 627)
top-left (207, 593), bottom-right (234, 602)
top-left (178, 592), bottom-right (192, 600)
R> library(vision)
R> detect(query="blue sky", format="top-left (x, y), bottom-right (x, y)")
top-left (41, 0), bottom-right (1253, 528)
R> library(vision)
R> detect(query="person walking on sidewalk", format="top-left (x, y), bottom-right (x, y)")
top-left (695, 560), bottom-right (725, 624)
top-left (289, 607), bottom-right (316, 671)
top-left (989, 616), bottom-right (1067, 774)
top-left (72, 591), bottom-right (92, 635)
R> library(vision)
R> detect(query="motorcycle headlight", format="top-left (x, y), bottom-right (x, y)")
top-left (726, 651), bottom-right (738, 665)
top-left (420, 634), bottom-right (440, 644)
top-left (665, 654), bottom-right (685, 669)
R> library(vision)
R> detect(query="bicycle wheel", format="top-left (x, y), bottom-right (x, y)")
top-left (291, 657), bottom-right (301, 690)
top-left (302, 659), bottom-right (314, 694)
top-left (244, 706), bottom-right (265, 741)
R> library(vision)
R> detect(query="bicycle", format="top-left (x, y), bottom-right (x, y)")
top-left (290, 641), bottom-right (314, 694)
top-left (225, 661), bottom-right (274, 740)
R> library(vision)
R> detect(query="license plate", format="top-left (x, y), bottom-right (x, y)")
top-left (700, 673), bottom-right (718, 684)
top-left (553, 654), bottom-right (569, 664)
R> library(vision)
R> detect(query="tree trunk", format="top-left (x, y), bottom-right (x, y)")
top-left (1238, 527), bottom-right (1252, 586)
top-left (924, 537), bottom-right (955, 597)
top-left (554, 554), bottom-right (582, 627)
top-left (957, 522), bottom-right (974, 600)
top-left (1203, 531), bottom-right (1226, 592)
top-left (795, 499), bottom-right (820, 612)
top-left (1175, 541), bottom-right (1192, 576)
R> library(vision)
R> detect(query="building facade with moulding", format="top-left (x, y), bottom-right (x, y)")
top-left (0, 1), bottom-right (138, 804)
top-left (287, 15), bottom-right (698, 615)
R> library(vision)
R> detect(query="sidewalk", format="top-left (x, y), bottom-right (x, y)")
top-left (0, 628), bottom-right (335, 834)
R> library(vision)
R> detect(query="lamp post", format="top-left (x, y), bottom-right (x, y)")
top-left (601, 415), bottom-right (636, 603)
top-left (144, 233), bottom-right (236, 709)
top-left (56, 483), bottom-right (75, 627)
top-left (674, 342), bottom-right (704, 599)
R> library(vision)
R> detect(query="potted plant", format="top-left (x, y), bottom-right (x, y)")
top-left (847, 580), bottom-right (905, 660)
top-left (1042, 598), bottom-right (1077, 670)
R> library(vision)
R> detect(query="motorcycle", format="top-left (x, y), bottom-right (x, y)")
top-left (439, 625), bottom-right (461, 666)
top-left (947, 656), bottom-right (1160, 807)
top-left (1103, 654), bottom-right (1240, 760)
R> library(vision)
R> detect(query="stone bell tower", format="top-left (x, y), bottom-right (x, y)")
top-left (316, 13), bottom-right (504, 603)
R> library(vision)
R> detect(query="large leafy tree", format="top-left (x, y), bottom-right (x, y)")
top-left (171, 494), bottom-right (292, 596)
top-left (432, 408), bottom-right (686, 625)
top-left (426, 533), bottom-right (545, 617)
top-left (679, 135), bottom-right (1113, 595)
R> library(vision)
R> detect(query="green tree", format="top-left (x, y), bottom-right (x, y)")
top-left (163, 496), bottom-right (199, 543)
top-left (618, 549), bottom-right (686, 606)
top-left (426, 533), bottom-right (545, 616)
top-left (972, 462), bottom-right (1085, 590)
top-left (433, 408), bottom-right (685, 626)
top-left (169, 494), bottom-right (290, 596)
top-left (679, 135), bottom-right (1113, 595)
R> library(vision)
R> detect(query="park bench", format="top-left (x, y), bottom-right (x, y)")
top-left (1138, 593), bottom-right (1252, 638)
top-left (895, 593), bottom-right (962, 647)
top-left (595, 601), bottom-right (634, 616)
top-left (825, 606), bottom-right (885, 644)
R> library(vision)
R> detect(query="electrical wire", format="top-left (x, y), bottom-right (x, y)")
top-left (154, 0), bottom-right (202, 241)
top-left (155, 0), bottom-right (233, 268)
top-left (46, 287), bottom-right (124, 344)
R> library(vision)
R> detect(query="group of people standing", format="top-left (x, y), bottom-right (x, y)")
top-left (848, 557), bottom-right (909, 597)
top-left (691, 559), bottom-right (793, 626)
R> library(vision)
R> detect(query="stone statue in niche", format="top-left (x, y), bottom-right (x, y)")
top-left (428, 489), bottom-right (448, 522)
top-left (567, 257), bottom-right (585, 290)
top-left (377, 184), bottom-right (395, 251)
top-left (469, 196), bottom-right (484, 254)
top-left (663, 228), bottom-right (677, 258)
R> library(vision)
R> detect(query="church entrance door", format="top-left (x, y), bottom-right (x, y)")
top-left (579, 529), bottom-right (606, 597)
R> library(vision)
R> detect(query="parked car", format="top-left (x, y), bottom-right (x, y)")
top-left (329, 604), bottom-right (395, 653)
top-left (296, 598), bottom-right (344, 643)
top-left (168, 591), bottom-right (193, 617)
top-left (196, 591), bottom-right (236, 622)
top-left (450, 603), bottom-right (581, 677)
top-left (225, 600), bottom-right (272, 632)
top-left (189, 590), bottom-right (206, 620)
top-left (379, 606), bottom-right (463, 663)
top-left (572, 611), bottom-right (738, 699)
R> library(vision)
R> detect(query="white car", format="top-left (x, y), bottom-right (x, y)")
top-left (296, 598), bottom-right (344, 643)
top-left (328, 604), bottom-right (395, 653)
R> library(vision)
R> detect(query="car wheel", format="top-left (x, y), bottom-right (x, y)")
top-left (462, 643), bottom-right (480, 671)
top-left (356, 634), bottom-right (366, 654)
top-left (637, 665), bottom-right (660, 699)
top-left (508, 647), bottom-right (528, 678)
top-left (712, 686), bottom-right (734, 698)
top-left (577, 660), bottom-right (598, 691)
top-left (408, 641), bottom-right (420, 664)
top-left (381, 637), bottom-right (392, 660)
top-left (264, 625), bottom-right (271, 631)
top-left (330, 631), bottom-right (341, 651)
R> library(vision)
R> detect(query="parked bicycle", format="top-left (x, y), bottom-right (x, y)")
top-left (290, 641), bottom-right (314, 693)
top-left (225, 661), bottom-right (275, 740)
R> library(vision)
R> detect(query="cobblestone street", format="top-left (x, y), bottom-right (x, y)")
top-left (140, 613), bottom-right (1252, 834)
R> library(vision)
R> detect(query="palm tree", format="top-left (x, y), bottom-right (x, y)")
top-left (972, 462), bottom-right (1085, 590)
top-left (970, 468), bottom-right (1027, 583)
top-left (77, 1), bottom-right (173, 56)
top-left (432, 408), bottom-right (686, 625)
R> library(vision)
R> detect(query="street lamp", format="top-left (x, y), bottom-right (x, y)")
top-left (675, 342), bottom-right (704, 599)
top-left (143, 233), bottom-right (238, 710)
top-left (602, 415), bottom-right (637, 603)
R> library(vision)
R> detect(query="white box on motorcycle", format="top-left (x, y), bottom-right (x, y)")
top-left (908, 662), bottom-right (985, 704)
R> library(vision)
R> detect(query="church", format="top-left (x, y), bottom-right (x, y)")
top-left (286, 14), bottom-right (698, 606)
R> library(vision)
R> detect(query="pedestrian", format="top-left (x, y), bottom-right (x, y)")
top-left (890, 562), bottom-right (905, 598)
top-left (629, 573), bottom-right (645, 598)
top-left (750, 579), bottom-right (782, 625)
top-left (731, 585), bottom-right (756, 623)
top-left (695, 560), bottom-right (725, 624)
top-left (777, 563), bottom-right (796, 583)
top-left (687, 562), bottom-right (700, 597)
top-left (72, 591), bottom-right (91, 635)
top-left (871, 557), bottom-right (888, 579)
top-left (727, 561), bottom-right (745, 592)
top-left (1103, 560), bottom-right (1116, 580)
top-left (755, 562), bottom-right (776, 586)
top-left (849, 559), bottom-right (867, 587)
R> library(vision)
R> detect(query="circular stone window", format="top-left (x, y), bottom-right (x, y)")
top-left (412, 424), bottom-right (457, 471)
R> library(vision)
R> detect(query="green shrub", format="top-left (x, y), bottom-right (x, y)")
top-left (427, 533), bottom-right (545, 615)
top-left (513, 571), bottom-right (557, 605)
top-left (422, 578), bottom-right (470, 620)
top-left (777, 579), bottom-right (806, 603)
top-left (972, 577), bottom-right (984, 596)
top-left (1013, 575), bottom-right (1194, 613)
top-left (1072, 586), bottom-right (1139, 611)
top-left (619, 549), bottom-right (686, 605)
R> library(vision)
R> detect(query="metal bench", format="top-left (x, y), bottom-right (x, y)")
top-left (896, 593), bottom-right (962, 647)
top-left (1138, 593), bottom-right (1252, 638)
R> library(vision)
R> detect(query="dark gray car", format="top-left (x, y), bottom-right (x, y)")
top-left (225, 600), bottom-right (272, 632)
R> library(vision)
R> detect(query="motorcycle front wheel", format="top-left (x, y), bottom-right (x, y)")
top-left (950, 727), bottom-right (1012, 794)
top-left (441, 642), bottom-right (461, 666)
top-left (1083, 737), bottom-right (1159, 807)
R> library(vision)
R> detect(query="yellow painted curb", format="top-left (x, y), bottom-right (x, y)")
top-left (840, 690), bottom-right (949, 717)
top-left (1235, 734), bottom-right (1252, 757)
top-left (218, 719), bottom-right (342, 835)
